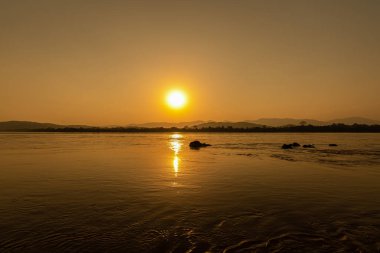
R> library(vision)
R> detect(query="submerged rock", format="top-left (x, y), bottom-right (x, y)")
top-left (189, 140), bottom-right (211, 149)
top-left (329, 144), bottom-right (338, 147)
top-left (303, 144), bottom-right (315, 148)
top-left (282, 142), bottom-right (301, 149)
top-left (282, 144), bottom-right (293, 149)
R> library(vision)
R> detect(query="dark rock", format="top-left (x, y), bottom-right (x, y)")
top-left (237, 153), bottom-right (254, 157)
top-left (303, 144), bottom-right (315, 148)
top-left (282, 144), bottom-right (293, 149)
top-left (189, 140), bottom-right (211, 149)
top-left (329, 144), bottom-right (338, 147)
top-left (282, 142), bottom-right (301, 149)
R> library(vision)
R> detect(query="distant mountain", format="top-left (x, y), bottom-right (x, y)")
top-left (329, 117), bottom-right (380, 125)
top-left (0, 121), bottom-right (91, 131)
top-left (127, 121), bottom-right (206, 128)
top-left (1, 117), bottom-right (379, 131)
top-left (248, 118), bottom-right (327, 127)
top-left (194, 121), bottom-right (263, 128)
top-left (246, 117), bottom-right (380, 127)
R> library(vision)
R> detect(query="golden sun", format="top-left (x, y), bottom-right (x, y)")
top-left (166, 90), bottom-right (187, 109)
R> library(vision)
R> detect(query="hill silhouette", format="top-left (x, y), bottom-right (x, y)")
top-left (0, 121), bottom-right (91, 131)
top-left (327, 117), bottom-right (380, 125)
top-left (248, 118), bottom-right (327, 126)
top-left (195, 121), bottom-right (263, 128)
top-left (1, 118), bottom-right (380, 132)
top-left (126, 117), bottom-right (380, 128)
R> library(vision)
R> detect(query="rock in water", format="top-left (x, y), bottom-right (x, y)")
top-left (303, 144), bottom-right (315, 148)
top-left (282, 144), bottom-right (293, 149)
top-left (282, 143), bottom-right (301, 149)
top-left (189, 141), bottom-right (211, 149)
top-left (292, 142), bottom-right (301, 147)
top-left (329, 144), bottom-right (338, 147)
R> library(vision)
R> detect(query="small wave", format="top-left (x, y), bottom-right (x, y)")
top-left (271, 154), bottom-right (297, 162)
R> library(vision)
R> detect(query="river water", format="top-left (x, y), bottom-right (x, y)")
top-left (0, 133), bottom-right (379, 252)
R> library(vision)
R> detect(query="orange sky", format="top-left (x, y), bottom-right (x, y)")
top-left (1, 0), bottom-right (379, 125)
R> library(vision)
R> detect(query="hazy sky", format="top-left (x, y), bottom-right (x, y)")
top-left (1, 0), bottom-right (379, 125)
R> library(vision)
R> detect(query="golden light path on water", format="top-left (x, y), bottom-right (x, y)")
top-left (169, 134), bottom-right (182, 177)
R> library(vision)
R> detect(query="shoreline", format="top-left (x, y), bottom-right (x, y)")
top-left (1, 125), bottom-right (380, 133)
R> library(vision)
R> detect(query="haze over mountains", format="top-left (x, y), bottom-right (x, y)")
top-left (0, 121), bottom-right (91, 131)
top-left (247, 117), bottom-right (380, 127)
top-left (128, 117), bottom-right (380, 128)
top-left (1, 117), bottom-right (379, 131)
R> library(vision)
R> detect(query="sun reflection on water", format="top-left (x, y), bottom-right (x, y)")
top-left (169, 134), bottom-right (183, 177)
top-left (173, 156), bottom-right (179, 175)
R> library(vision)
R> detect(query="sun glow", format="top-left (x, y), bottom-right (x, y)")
top-left (166, 90), bottom-right (187, 109)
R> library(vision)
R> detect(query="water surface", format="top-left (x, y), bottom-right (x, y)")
top-left (0, 133), bottom-right (379, 252)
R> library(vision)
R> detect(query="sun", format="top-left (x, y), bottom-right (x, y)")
top-left (166, 90), bottom-right (187, 109)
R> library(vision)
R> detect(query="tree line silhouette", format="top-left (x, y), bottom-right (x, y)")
top-left (25, 123), bottom-right (380, 133)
